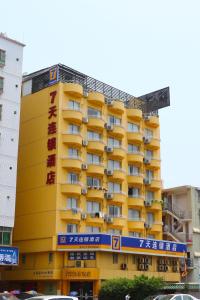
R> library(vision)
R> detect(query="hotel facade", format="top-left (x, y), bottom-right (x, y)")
top-left (3, 65), bottom-right (186, 295)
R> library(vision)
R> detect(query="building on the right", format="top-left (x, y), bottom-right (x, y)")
top-left (162, 185), bottom-right (200, 283)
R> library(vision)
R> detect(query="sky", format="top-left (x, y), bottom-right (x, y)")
top-left (1, 0), bottom-right (200, 188)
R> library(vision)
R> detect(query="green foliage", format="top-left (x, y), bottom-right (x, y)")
top-left (99, 275), bottom-right (165, 300)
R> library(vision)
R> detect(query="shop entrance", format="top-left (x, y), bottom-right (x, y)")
top-left (69, 281), bottom-right (93, 300)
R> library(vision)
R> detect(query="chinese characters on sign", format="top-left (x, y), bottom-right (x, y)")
top-left (68, 252), bottom-right (96, 260)
top-left (46, 91), bottom-right (57, 185)
top-left (0, 247), bottom-right (18, 265)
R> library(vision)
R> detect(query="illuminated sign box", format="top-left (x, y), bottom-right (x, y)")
top-left (57, 234), bottom-right (186, 257)
top-left (0, 246), bottom-right (19, 266)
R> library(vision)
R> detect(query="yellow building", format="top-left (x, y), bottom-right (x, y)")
top-left (3, 64), bottom-right (186, 296)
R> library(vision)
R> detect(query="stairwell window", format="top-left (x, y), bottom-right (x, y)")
top-left (108, 160), bottom-right (121, 171)
top-left (108, 115), bottom-right (121, 126)
top-left (87, 153), bottom-right (101, 165)
top-left (68, 100), bottom-right (80, 110)
top-left (108, 137), bottom-right (121, 148)
top-left (68, 148), bottom-right (79, 158)
top-left (88, 107), bottom-right (101, 118)
top-left (146, 191), bottom-right (154, 201)
top-left (69, 124), bottom-right (80, 134)
top-left (68, 173), bottom-right (79, 184)
top-left (87, 176), bottom-right (101, 187)
top-left (0, 77), bottom-right (4, 94)
top-left (0, 49), bottom-right (6, 66)
top-left (67, 224), bottom-right (78, 233)
top-left (87, 130), bottom-right (101, 141)
top-left (146, 170), bottom-right (153, 180)
top-left (128, 122), bottom-right (139, 132)
top-left (128, 209), bottom-right (140, 220)
top-left (128, 144), bottom-right (139, 153)
top-left (108, 182), bottom-right (121, 193)
top-left (108, 205), bottom-right (121, 217)
top-left (67, 198), bottom-right (78, 209)
top-left (128, 165), bottom-right (139, 176)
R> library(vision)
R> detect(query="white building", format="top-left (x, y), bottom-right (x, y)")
top-left (162, 186), bottom-right (200, 283)
top-left (0, 33), bottom-right (24, 247)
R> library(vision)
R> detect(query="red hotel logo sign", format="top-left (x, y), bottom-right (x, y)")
top-left (46, 91), bottom-right (57, 185)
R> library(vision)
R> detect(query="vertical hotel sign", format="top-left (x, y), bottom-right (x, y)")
top-left (46, 90), bottom-right (57, 185)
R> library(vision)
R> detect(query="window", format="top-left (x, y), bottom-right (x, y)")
top-left (67, 198), bottom-right (77, 209)
top-left (128, 187), bottom-right (140, 197)
top-left (87, 130), bottom-right (101, 141)
top-left (67, 224), bottom-right (78, 233)
top-left (87, 153), bottom-right (100, 164)
top-left (108, 137), bottom-right (121, 148)
top-left (108, 160), bottom-right (121, 171)
top-left (69, 124), bottom-right (80, 134)
top-left (0, 227), bottom-right (12, 245)
top-left (68, 148), bottom-right (78, 158)
top-left (129, 232), bottom-right (141, 237)
top-left (48, 252), bottom-right (53, 264)
top-left (108, 182), bottom-right (121, 193)
top-left (146, 191), bottom-right (154, 201)
top-left (182, 295), bottom-right (194, 300)
top-left (87, 176), bottom-right (101, 187)
top-left (128, 165), bottom-right (139, 175)
top-left (146, 170), bottom-right (153, 180)
top-left (107, 229), bottom-right (121, 235)
top-left (128, 122), bottom-right (139, 132)
top-left (128, 144), bottom-right (139, 153)
top-left (147, 212), bottom-right (154, 225)
top-left (0, 77), bottom-right (4, 93)
top-left (68, 100), bottom-right (80, 110)
top-left (86, 226), bottom-right (100, 233)
top-left (0, 49), bottom-right (6, 66)
top-left (128, 209), bottom-right (140, 220)
top-left (108, 205), bottom-right (121, 217)
top-left (88, 107), bottom-right (101, 118)
top-left (144, 128), bottom-right (153, 138)
top-left (108, 115), bottom-right (121, 126)
top-left (0, 104), bottom-right (2, 120)
top-left (145, 150), bottom-right (153, 159)
top-left (113, 253), bottom-right (118, 264)
top-left (68, 173), bottom-right (79, 184)
top-left (87, 201), bottom-right (100, 213)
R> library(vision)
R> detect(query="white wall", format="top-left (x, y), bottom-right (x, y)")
top-left (0, 36), bottom-right (24, 229)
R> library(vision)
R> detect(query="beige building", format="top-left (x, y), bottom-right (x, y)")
top-left (162, 186), bottom-right (200, 283)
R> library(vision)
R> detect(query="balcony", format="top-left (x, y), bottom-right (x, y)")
top-left (144, 116), bottom-right (159, 128)
top-left (87, 140), bottom-right (105, 153)
top-left (62, 133), bottom-right (82, 147)
top-left (128, 196), bottom-right (144, 208)
top-left (61, 157), bottom-right (82, 171)
top-left (106, 192), bottom-right (126, 204)
top-left (127, 152), bottom-right (144, 164)
top-left (63, 83), bottom-right (83, 97)
top-left (127, 174), bottom-right (143, 186)
top-left (127, 108), bottom-right (142, 121)
top-left (88, 92), bottom-right (105, 106)
top-left (108, 125), bottom-right (125, 138)
top-left (107, 100), bottom-right (125, 114)
top-left (143, 136), bottom-right (160, 150)
top-left (149, 222), bottom-right (162, 232)
top-left (144, 200), bottom-right (162, 210)
top-left (62, 109), bottom-right (82, 124)
top-left (107, 169), bottom-right (126, 182)
top-left (128, 218), bottom-right (145, 230)
top-left (143, 178), bottom-right (161, 190)
top-left (60, 209), bottom-right (81, 221)
top-left (88, 116), bottom-right (105, 131)
top-left (86, 212), bottom-right (104, 225)
top-left (127, 132), bottom-right (143, 144)
top-left (87, 163), bottom-right (104, 175)
top-left (106, 147), bottom-right (126, 160)
top-left (87, 188), bottom-right (104, 200)
top-left (61, 183), bottom-right (82, 195)
top-left (144, 157), bottom-right (160, 169)
top-left (111, 216), bottom-right (127, 227)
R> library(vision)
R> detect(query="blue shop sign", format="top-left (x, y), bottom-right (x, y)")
top-left (0, 246), bottom-right (19, 265)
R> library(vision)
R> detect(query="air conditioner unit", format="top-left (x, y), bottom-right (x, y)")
top-left (138, 264), bottom-right (145, 271)
top-left (144, 201), bottom-right (152, 207)
top-left (143, 137), bottom-right (151, 144)
top-left (143, 178), bottom-right (151, 185)
top-left (82, 117), bottom-right (88, 124)
top-left (105, 146), bottom-right (113, 153)
top-left (121, 263), bottom-right (127, 270)
top-left (81, 188), bottom-right (87, 195)
top-left (90, 212), bottom-right (96, 218)
top-left (144, 223), bottom-right (151, 229)
top-left (138, 257), bottom-right (145, 264)
top-left (158, 265), bottom-right (165, 272)
top-left (143, 158), bottom-right (151, 164)
top-left (82, 163), bottom-right (88, 170)
top-left (107, 216), bottom-right (113, 224)
top-left (144, 257), bottom-right (150, 264)
top-left (104, 123), bottom-right (113, 131)
top-left (75, 260), bottom-right (85, 268)
top-left (82, 140), bottom-right (88, 146)
top-left (144, 264), bottom-right (149, 271)
top-left (71, 208), bottom-right (78, 214)
top-left (144, 115), bottom-right (150, 121)
top-left (81, 213), bottom-right (87, 220)
top-left (106, 98), bottom-right (113, 105)
top-left (83, 91), bottom-right (88, 97)
top-left (104, 192), bottom-right (113, 200)
top-left (105, 169), bottom-right (113, 176)
top-left (164, 265), bottom-right (168, 272)
top-left (172, 265), bottom-right (178, 272)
